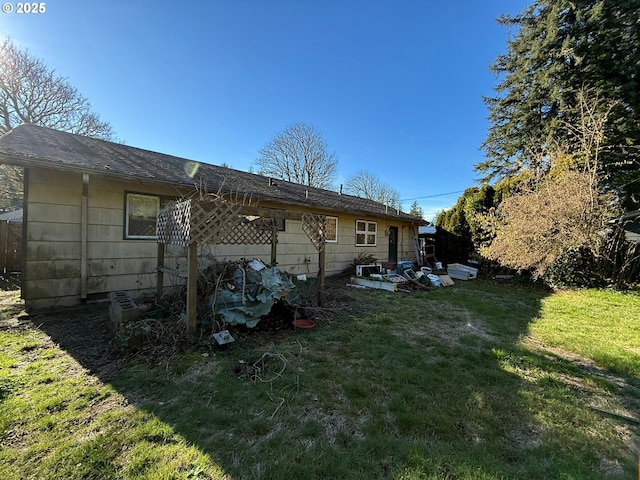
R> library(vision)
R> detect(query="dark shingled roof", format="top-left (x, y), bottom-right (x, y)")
top-left (0, 124), bottom-right (419, 221)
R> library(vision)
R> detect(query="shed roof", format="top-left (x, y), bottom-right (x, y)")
top-left (0, 124), bottom-right (419, 221)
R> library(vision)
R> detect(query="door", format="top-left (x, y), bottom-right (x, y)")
top-left (0, 220), bottom-right (22, 274)
top-left (388, 226), bottom-right (398, 263)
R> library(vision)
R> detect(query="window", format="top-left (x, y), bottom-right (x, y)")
top-left (355, 220), bottom-right (377, 246)
top-left (325, 216), bottom-right (338, 242)
top-left (245, 215), bottom-right (286, 232)
top-left (125, 193), bottom-right (160, 239)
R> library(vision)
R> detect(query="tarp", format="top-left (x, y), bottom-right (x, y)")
top-left (209, 262), bottom-right (302, 328)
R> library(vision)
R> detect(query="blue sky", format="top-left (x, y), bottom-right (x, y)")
top-left (1, 0), bottom-right (529, 221)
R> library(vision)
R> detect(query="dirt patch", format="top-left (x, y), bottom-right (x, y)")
top-left (0, 291), bottom-right (122, 381)
top-left (0, 280), bottom-right (347, 380)
top-left (392, 305), bottom-right (498, 349)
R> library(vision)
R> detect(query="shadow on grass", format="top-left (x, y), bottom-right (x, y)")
top-left (28, 276), bottom-right (638, 479)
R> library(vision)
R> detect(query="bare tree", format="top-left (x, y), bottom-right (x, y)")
top-left (0, 164), bottom-right (22, 209)
top-left (255, 123), bottom-right (337, 189)
top-left (0, 37), bottom-right (114, 139)
top-left (479, 88), bottom-right (620, 280)
top-left (479, 169), bottom-right (614, 278)
top-left (344, 170), bottom-right (400, 208)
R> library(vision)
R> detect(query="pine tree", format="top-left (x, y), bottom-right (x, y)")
top-left (408, 201), bottom-right (424, 219)
top-left (478, 0), bottom-right (640, 209)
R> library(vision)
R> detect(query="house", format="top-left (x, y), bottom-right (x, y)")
top-left (0, 124), bottom-right (422, 309)
top-left (618, 210), bottom-right (640, 243)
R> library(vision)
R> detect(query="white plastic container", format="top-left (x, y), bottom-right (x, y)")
top-left (447, 263), bottom-right (478, 280)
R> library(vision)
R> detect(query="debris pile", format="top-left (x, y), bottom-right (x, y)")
top-left (206, 258), bottom-right (303, 329)
top-left (348, 262), bottom-right (462, 291)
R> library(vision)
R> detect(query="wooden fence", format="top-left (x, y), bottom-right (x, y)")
top-left (0, 220), bottom-right (22, 274)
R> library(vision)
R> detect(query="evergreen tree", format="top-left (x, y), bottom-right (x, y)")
top-left (408, 201), bottom-right (424, 219)
top-left (436, 184), bottom-right (507, 263)
top-left (478, 0), bottom-right (640, 209)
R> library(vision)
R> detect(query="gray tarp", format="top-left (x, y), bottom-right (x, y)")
top-left (210, 263), bottom-right (302, 328)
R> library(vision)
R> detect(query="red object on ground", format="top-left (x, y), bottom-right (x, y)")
top-left (292, 319), bottom-right (315, 329)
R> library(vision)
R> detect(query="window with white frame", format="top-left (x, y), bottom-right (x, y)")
top-left (125, 193), bottom-right (160, 239)
top-left (325, 216), bottom-right (338, 242)
top-left (355, 220), bottom-right (377, 246)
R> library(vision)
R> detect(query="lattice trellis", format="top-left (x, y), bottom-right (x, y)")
top-left (156, 199), bottom-right (192, 246)
top-left (157, 198), bottom-right (275, 247)
top-left (158, 199), bottom-right (331, 333)
top-left (301, 213), bottom-right (327, 252)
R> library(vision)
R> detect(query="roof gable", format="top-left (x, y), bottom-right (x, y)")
top-left (0, 124), bottom-right (420, 221)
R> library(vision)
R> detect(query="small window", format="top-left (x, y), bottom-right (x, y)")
top-left (126, 193), bottom-right (160, 239)
top-left (325, 216), bottom-right (338, 242)
top-left (355, 220), bottom-right (377, 246)
top-left (245, 216), bottom-right (286, 232)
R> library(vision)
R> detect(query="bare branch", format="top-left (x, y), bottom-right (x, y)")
top-left (344, 170), bottom-right (400, 208)
top-left (0, 37), bottom-right (114, 139)
top-left (255, 123), bottom-right (337, 189)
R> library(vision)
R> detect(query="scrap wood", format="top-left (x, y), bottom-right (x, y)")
top-left (383, 273), bottom-right (408, 283)
top-left (588, 406), bottom-right (640, 425)
top-left (402, 269), bottom-right (429, 290)
top-left (439, 274), bottom-right (455, 287)
top-left (405, 276), bottom-right (429, 290)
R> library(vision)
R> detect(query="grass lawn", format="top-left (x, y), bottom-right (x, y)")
top-left (1, 278), bottom-right (639, 479)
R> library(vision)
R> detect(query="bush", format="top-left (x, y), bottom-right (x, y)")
top-left (543, 247), bottom-right (605, 288)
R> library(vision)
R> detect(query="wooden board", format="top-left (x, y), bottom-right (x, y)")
top-left (438, 274), bottom-right (455, 287)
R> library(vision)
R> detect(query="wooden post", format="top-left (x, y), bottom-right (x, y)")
top-left (187, 241), bottom-right (198, 340)
top-left (21, 168), bottom-right (29, 300)
top-left (270, 219), bottom-right (278, 265)
top-left (156, 242), bottom-right (165, 303)
top-left (80, 174), bottom-right (89, 301)
top-left (317, 247), bottom-right (325, 307)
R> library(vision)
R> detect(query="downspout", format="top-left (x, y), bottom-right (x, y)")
top-left (81, 173), bottom-right (89, 302)
top-left (21, 168), bottom-right (29, 303)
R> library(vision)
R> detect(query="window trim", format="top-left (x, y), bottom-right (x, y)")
top-left (124, 192), bottom-right (161, 240)
top-left (355, 219), bottom-right (377, 246)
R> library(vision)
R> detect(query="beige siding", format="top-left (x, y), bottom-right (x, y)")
top-left (28, 203), bottom-right (82, 224)
top-left (27, 222), bottom-right (82, 242)
top-left (24, 168), bottom-right (173, 306)
top-left (23, 167), bottom-right (418, 308)
top-left (26, 241), bottom-right (81, 262)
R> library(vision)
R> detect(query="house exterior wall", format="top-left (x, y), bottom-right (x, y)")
top-left (23, 167), bottom-right (417, 309)
top-left (624, 218), bottom-right (640, 243)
